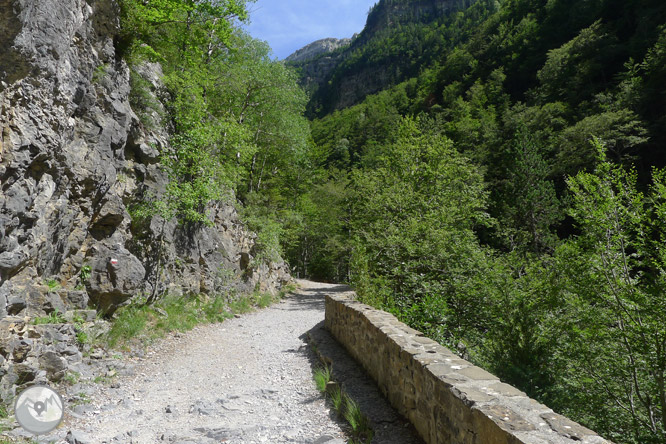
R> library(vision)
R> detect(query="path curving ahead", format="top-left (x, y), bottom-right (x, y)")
top-left (69, 280), bottom-right (423, 444)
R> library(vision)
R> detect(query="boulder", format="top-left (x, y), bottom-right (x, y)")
top-left (66, 430), bottom-right (92, 444)
top-left (38, 351), bottom-right (68, 381)
top-left (64, 291), bottom-right (90, 309)
top-left (86, 245), bottom-right (145, 315)
top-left (42, 292), bottom-right (67, 315)
top-left (6, 294), bottom-right (27, 316)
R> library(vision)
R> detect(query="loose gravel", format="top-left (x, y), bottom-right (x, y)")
top-left (8, 280), bottom-right (423, 444)
top-left (69, 280), bottom-right (349, 443)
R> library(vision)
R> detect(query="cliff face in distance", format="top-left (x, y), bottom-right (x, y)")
top-left (285, 37), bottom-right (352, 64)
top-left (288, 0), bottom-right (478, 116)
top-left (0, 0), bottom-right (289, 403)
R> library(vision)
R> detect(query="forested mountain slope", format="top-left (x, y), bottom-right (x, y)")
top-left (273, 0), bottom-right (666, 442)
top-left (288, 0), bottom-right (479, 115)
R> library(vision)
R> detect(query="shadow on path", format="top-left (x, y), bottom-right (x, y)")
top-left (278, 283), bottom-right (352, 312)
top-left (292, 283), bottom-right (425, 444)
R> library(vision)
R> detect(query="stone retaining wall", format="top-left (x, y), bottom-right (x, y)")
top-left (325, 292), bottom-right (612, 444)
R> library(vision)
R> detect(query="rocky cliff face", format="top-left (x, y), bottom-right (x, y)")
top-left (285, 38), bottom-right (355, 103)
top-left (0, 0), bottom-right (289, 404)
top-left (285, 37), bottom-right (352, 63)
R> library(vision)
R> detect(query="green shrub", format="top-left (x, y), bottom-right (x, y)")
top-left (129, 66), bottom-right (164, 130)
top-left (77, 264), bottom-right (91, 290)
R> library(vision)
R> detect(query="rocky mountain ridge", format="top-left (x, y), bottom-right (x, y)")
top-left (285, 37), bottom-right (352, 64)
top-left (0, 0), bottom-right (289, 406)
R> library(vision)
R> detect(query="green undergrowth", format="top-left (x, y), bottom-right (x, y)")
top-left (312, 365), bottom-right (373, 444)
top-left (106, 283), bottom-right (297, 349)
top-left (31, 309), bottom-right (66, 325)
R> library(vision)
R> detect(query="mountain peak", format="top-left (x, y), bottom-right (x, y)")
top-left (285, 37), bottom-right (352, 63)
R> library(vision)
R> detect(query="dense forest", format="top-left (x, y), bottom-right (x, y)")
top-left (120, 0), bottom-right (666, 442)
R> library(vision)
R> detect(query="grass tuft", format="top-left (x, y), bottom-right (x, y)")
top-left (309, 338), bottom-right (373, 444)
top-left (32, 309), bottom-right (66, 325)
top-left (44, 278), bottom-right (61, 291)
top-left (313, 366), bottom-right (332, 393)
top-left (76, 330), bottom-right (90, 345)
top-left (279, 282), bottom-right (298, 298)
top-left (106, 304), bottom-right (151, 348)
top-left (344, 396), bottom-right (368, 434)
top-left (201, 296), bottom-right (234, 323)
top-left (229, 296), bottom-right (253, 314)
top-left (329, 385), bottom-right (343, 412)
top-left (255, 292), bottom-right (274, 308)
top-left (63, 371), bottom-right (81, 386)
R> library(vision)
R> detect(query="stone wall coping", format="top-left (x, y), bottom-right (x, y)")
top-left (325, 292), bottom-right (613, 444)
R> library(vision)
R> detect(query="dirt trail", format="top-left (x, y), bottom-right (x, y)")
top-left (67, 280), bottom-right (345, 443)
top-left (51, 280), bottom-right (422, 444)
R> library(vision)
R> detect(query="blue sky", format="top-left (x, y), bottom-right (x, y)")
top-left (243, 0), bottom-right (378, 60)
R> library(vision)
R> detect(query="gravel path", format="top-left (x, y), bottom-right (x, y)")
top-left (71, 280), bottom-right (348, 444)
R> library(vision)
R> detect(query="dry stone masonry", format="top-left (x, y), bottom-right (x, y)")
top-left (325, 292), bottom-right (613, 444)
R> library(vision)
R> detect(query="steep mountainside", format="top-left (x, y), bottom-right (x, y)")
top-left (0, 0), bottom-right (288, 404)
top-left (288, 0), bottom-right (478, 116)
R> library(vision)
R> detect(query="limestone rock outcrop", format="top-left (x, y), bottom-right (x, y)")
top-left (0, 0), bottom-right (290, 404)
top-left (285, 37), bottom-right (352, 63)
